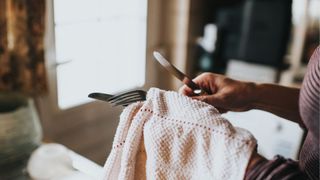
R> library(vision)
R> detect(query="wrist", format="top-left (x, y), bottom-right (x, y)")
top-left (245, 151), bottom-right (267, 179)
top-left (245, 82), bottom-right (259, 110)
top-left (249, 83), bottom-right (269, 110)
top-left (245, 151), bottom-right (266, 175)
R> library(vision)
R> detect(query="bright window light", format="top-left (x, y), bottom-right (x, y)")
top-left (53, 0), bottom-right (147, 109)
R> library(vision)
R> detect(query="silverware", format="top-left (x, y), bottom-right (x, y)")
top-left (153, 51), bottom-right (208, 95)
top-left (88, 90), bottom-right (146, 106)
top-left (88, 93), bottom-right (113, 102)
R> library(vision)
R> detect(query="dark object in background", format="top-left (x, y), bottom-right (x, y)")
top-left (194, 32), bottom-right (226, 74)
top-left (0, 93), bottom-right (27, 113)
top-left (238, 0), bottom-right (292, 68)
top-left (196, 0), bottom-right (292, 73)
top-left (219, 0), bottom-right (292, 68)
top-left (214, 3), bottom-right (244, 73)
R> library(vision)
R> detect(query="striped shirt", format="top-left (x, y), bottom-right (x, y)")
top-left (299, 46), bottom-right (320, 179)
top-left (246, 46), bottom-right (320, 180)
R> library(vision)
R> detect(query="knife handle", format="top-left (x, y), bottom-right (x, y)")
top-left (183, 77), bottom-right (210, 95)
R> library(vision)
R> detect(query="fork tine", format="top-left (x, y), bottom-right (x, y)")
top-left (98, 89), bottom-right (146, 106)
top-left (110, 92), bottom-right (146, 104)
top-left (108, 93), bottom-right (142, 103)
top-left (88, 89), bottom-right (146, 106)
top-left (112, 97), bottom-right (145, 106)
top-left (107, 90), bottom-right (144, 101)
top-left (109, 95), bottom-right (141, 104)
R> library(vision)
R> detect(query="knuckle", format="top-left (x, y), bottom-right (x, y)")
top-left (178, 86), bottom-right (185, 93)
top-left (197, 96), bottom-right (207, 102)
top-left (198, 72), bottom-right (212, 79)
top-left (202, 72), bottom-right (212, 76)
top-left (219, 93), bottom-right (229, 101)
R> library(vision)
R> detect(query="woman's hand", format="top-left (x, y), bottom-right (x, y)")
top-left (179, 72), bottom-right (256, 113)
top-left (179, 72), bottom-right (303, 125)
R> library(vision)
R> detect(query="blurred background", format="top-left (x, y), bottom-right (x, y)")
top-left (0, 0), bottom-right (319, 178)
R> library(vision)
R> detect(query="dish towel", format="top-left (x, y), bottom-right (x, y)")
top-left (103, 88), bottom-right (257, 180)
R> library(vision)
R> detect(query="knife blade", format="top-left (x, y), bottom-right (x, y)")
top-left (153, 51), bottom-right (208, 95)
top-left (88, 92), bottom-right (113, 102)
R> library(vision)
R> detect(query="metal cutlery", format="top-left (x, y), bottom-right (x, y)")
top-left (88, 90), bottom-right (146, 106)
top-left (153, 51), bottom-right (208, 95)
top-left (88, 51), bottom-right (208, 106)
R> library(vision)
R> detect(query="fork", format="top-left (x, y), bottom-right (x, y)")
top-left (88, 90), bottom-right (147, 106)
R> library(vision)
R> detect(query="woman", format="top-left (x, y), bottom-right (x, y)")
top-left (180, 46), bottom-right (319, 179)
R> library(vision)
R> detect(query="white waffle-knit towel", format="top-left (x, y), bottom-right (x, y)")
top-left (103, 88), bottom-right (257, 180)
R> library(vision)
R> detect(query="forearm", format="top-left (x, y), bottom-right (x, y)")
top-left (245, 154), bottom-right (308, 180)
top-left (250, 83), bottom-right (304, 126)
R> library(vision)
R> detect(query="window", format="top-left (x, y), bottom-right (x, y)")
top-left (53, 0), bottom-right (148, 109)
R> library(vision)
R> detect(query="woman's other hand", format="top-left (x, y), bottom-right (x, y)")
top-left (179, 72), bottom-right (256, 113)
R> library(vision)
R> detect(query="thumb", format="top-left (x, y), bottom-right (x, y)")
top-left (191, 94), bottom-right (224, 107)
top-left (192, 95), bottom-right (229, 114)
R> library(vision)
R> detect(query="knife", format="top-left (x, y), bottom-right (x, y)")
top-left (153, 51), bottom-right (208, 95)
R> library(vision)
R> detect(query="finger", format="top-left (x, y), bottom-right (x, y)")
top-left (216, 108), bottom-right (228, 114)
top-left (191, 73), bottom-right (219, 94)
top-left (192, 94), bottom-right (227, 110)
top-left (191, 95), bottom-right (212, 104)
top-left (179, 85), bottom-right (195, 96)
top-left (192, 94), bottom-right (220, 104)
top-left (191, 74), bottom-right (211, 87)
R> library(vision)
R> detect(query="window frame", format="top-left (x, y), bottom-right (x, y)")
top-left (40, 0), bottom-right (160, 112)
top-left (36, 0), bottom-right (166, 139)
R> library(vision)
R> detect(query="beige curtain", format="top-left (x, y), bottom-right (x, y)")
top-left (0, 0), bottom-right (47, 95)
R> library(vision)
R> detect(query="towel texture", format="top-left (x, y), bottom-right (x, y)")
top-left (103, 88), bottom-right (256, 180)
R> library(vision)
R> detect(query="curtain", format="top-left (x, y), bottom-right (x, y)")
top-left (0, 0), bottom-right (47, 95)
